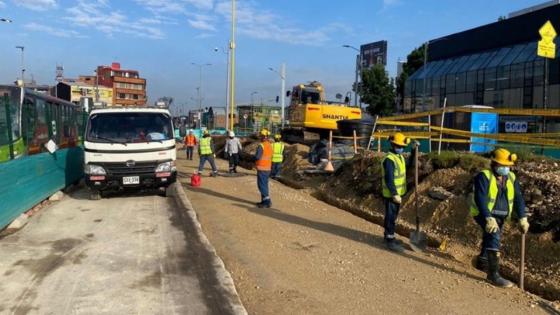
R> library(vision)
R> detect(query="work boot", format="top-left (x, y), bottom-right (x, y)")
top-left (475, 253), bottom-right (488, 272)
top-left (385, 239), bottom-right (404, 252)
top-left (211, 171), bottom-right (218, 177)
top-left (486, 251), bottom-right (513, 288)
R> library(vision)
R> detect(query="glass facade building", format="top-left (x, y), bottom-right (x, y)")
top-left (404, 3), bottom-right (560, 118)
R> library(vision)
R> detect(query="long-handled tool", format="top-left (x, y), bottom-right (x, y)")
top-left (410, 145), bottom-right (427, 252)
top-left (519, 232), bottom-right (526, 290)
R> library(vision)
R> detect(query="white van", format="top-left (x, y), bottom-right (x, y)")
top-left (84, 107), bottom-right (176, 199)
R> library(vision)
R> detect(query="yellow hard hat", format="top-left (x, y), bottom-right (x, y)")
top-left (260, 129), bottom-right (270, 137)
top-left (203, 129), bottom-right (209, 135)
top-left (491, 148), bottom-right (517, 166)
top-left (389, 132), bottom-right (410, 147)
top-left (274, 134), bottom-right (281, 140)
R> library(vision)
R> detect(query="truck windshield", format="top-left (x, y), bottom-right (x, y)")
top-left (86, 112), bottom-right (173, 144)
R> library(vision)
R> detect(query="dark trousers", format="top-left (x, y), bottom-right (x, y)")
top-left (186, 146), bottom-right (194, 160)
top-left (474, 215), bottom-right (505, 254)
top-left (271, 162), bottom-right (282, 178)
top-left (198, 155), bottom-right (217, 173)
top-left (383, 198), bottom-right (400, 241)
top-left (228, 153), bottom-right (240, 171)
top-left (257, 170), bottom-right (271, 204)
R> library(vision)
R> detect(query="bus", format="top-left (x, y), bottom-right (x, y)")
top-left (0, 85), bottom-right (85, 230)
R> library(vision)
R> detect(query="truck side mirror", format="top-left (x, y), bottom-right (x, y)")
top-left (276, 96), bottom-right (279, 103)
top-left (286, 91), bottom-right (291, 97)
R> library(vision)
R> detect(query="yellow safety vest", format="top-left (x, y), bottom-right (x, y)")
top-left (200, 137), bottom-right (212, 155)
top-left (381, 152), bottom-right (407, 198)
top-left (272, 142), bottom-right (285, 163)
top-left (470, 170), bottom-right (516, 218)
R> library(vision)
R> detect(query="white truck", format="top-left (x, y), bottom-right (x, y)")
top-left (84, 107), bottom-right (177, 199)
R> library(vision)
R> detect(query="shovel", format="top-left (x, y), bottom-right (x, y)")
top-left (410, 145), bottom-right (427, 252)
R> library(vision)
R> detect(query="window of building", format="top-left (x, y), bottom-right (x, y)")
top-left (510, 63), bottom-right (524, 88)
top-left (484, 67), bottom-right (497, 91)
top-left (456, 72), bottom-right (467, 93)
top-left (465, 71), bottom-right (476, 92)
top-left (119, 93), bottom-right (126, 99)
top-left (499, 44), bottom-right (526, 66)
top-left (496, 65), bottom-right (510, 90)
top-left (534, 60), bottom-right (544, 86)
top-left (133, 94), bottom-right (139, 100)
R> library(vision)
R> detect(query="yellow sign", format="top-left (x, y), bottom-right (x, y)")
top-left (538, 20), bottom-right (557, 59)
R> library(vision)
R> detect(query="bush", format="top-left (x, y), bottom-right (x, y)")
top-left (428, 151), bottom-right (489, 172)
top-left (428, 151), bottom-right (460, 169)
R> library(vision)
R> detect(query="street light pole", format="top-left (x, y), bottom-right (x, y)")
top-left (191, 62), bottom-right (212, 129)
top-left (215, 46), bottom-right (230, 130)
top-left (268, 63), bottom-right (287, 129)
top-left (251, 91), bottom-right (258, 107)
top-left (94, 69), bottom-right (99, 102)
top-left (421, 41), bottom-right (429, 112)
top-left (342, 44), bottom-right (361, 107)
top-left (229, 0), bottom-right (237, 131)
top-left (15, 46), bottom-right (25, 86)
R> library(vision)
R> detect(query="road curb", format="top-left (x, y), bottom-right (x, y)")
top-left (172, 182), bottom-right (248, 315)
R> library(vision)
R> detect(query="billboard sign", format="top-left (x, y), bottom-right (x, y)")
top-left (505, 121), bottom-right (528, 133)
top-left (360, 40), bottom-right (388, 68)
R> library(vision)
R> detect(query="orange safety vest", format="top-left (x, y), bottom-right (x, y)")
top-left (185, 135), bottom-right (197, 146)
top-left (256, 141), bottom-right (273, 171)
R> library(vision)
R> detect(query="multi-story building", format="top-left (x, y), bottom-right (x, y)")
top-left (404, 1), bottom-right (560, 134)
top-left (96, 62), bottom-right (147, 106)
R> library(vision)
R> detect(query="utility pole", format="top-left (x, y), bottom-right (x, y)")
top-left (94, 69), bottom-right (100, 102)
top-left (15, 46), bottom-right (25, 86)
top-left (228, 0), bottom-right (237, 131)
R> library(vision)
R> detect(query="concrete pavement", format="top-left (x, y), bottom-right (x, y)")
top-left (0, 185), bottom-right (246, 315)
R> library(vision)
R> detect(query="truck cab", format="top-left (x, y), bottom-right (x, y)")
top-left (84, 107), bottom-right (176, 199)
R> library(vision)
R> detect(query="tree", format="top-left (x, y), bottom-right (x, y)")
top-left (359, 64), bottom-right (396, 116)
top-left (396, 44), bottom-right (426, 108)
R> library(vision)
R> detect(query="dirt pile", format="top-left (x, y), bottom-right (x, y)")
top-left (276, 145), bottom-right (560, 301)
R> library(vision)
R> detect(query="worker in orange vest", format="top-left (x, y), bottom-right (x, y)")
top-left (184, 130), bottom-right (197, 160)
top-left (254, 129), bottom-right (273, 208)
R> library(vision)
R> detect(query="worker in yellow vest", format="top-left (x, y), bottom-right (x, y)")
top-left (198, 130), bottom-right (218, 177)
top-left (271, 134), bottom-right (285, 179)
top-left (470, 148), bottom-right (529, 288)
top-left (254, 129), bottom-right (273, 208)
top-left (381, 132), bottom-right (418, 252)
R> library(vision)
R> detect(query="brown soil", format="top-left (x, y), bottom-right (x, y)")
top-left (177, 150), bottom-right (560, 314)
top-left (271, 143), bottom-right (560, 302)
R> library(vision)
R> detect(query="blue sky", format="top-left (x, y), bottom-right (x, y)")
top-left (0, 0), bottom-right (548, 112)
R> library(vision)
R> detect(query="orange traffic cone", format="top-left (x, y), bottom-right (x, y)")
top-left (324, 161), bottom-right (334, 172)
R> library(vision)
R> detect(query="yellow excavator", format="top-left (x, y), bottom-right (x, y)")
top-left (282, 81), bottom-right (362, 143)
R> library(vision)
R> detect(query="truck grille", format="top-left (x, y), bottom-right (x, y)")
top-left (100, 161), bottom-right (159, 176)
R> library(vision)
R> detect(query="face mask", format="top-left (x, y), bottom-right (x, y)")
top-left (495, 166), bottom-right (510, 176)
top-left (394, 148), bottom-right (404, 154)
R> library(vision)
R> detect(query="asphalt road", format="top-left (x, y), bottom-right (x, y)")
top-left (0, 186), bottom-right (242, 315)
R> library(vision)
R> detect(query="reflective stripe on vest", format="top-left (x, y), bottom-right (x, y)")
top-left (381, 152), bottom-right (407, 198)
top-left (272, 142), bottom-right (285, 163)
top-left (256, 141), bottom-right (273, 171)
top-left (200, 137), bottom-right (212, 155)
top-left (185, 135), bottom-right (196, 146)
top-left (470, 170), bottom-right (516, 218)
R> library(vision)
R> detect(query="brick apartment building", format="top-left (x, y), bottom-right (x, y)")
top-left (96, 62), bottom-right (147, 106)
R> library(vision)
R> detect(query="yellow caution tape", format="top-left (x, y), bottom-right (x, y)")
top-left (431, 126), bottom-right (560, 147)
top-left (376, 120), bottom-right (430, 127)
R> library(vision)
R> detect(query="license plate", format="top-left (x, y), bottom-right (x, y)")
top-left (123, 176), bottom-right (140, 185)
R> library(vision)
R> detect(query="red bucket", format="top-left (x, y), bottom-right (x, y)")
top-left (191, 173), bottom-right (201, 187)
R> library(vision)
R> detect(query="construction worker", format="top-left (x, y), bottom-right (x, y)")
top-left (254, 129), bottom-right (273, 208)
top-left (198, 130), bottom-right (218, 177)
top-left (225, 131), bottom-right (242, 173)
top-left (470, 148), bottom-right (529, 288)
top-left (381, 132), bottom-right (418, 252)
top-left (271, 134), bottom-right (285, 179)
top-left (184, 130), bottom-right (197, 160)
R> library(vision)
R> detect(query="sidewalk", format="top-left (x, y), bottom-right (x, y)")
top-left (177, 150), bottom-right (549, 315)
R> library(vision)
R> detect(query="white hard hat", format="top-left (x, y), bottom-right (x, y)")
top-left (228, 131), bottom-right (235, 137)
